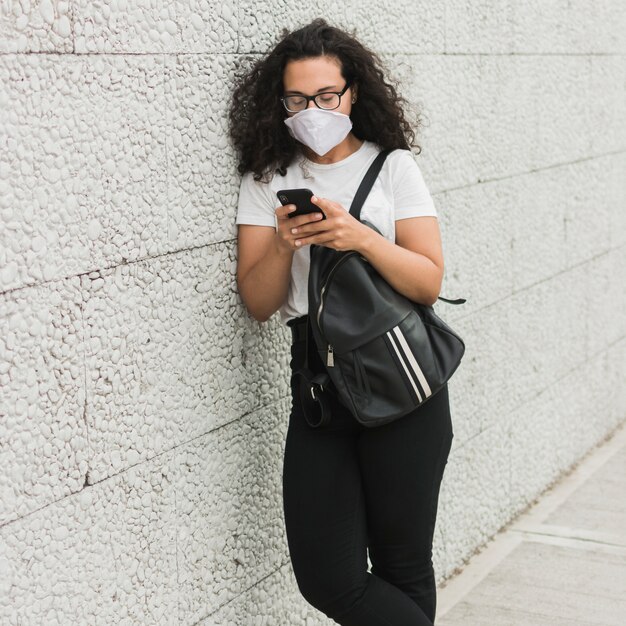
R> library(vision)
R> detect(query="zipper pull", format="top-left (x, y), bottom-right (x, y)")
top-left (327, 344), bottom-right (335, 367)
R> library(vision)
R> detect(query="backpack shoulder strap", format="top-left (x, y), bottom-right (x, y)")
top-left (348, 148), bottom-right (469, 308)
top-left (349, 147), bottom-right (394, 221)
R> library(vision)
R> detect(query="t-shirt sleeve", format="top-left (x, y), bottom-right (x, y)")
top-left (235, 171), bottom-right (278, 228)
top-left (392, 150), bottom-right (438, 220)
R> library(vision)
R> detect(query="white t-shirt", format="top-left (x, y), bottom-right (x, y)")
top-left (235, 139), bottom-right (438, 325)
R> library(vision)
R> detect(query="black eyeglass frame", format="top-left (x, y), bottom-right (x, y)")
top-left (280, 80), bottom-right (353, 113)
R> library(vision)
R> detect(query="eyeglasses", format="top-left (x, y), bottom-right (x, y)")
top-left (281, 81), bottom-right (352, 113)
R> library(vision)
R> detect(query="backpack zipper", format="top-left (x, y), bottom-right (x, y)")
top-left (317, 282), bottom-right (335, 367)
top-left (315, 251), bottom-right (360, 367)
top-left (326, 344), bottom-right (334, 366)
top-left (316, 251), bottom-right (360, 331)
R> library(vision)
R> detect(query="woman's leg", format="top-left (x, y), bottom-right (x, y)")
top-left (282, 339), bottom-right (437, 625)
top-left (357, 383), bottom-right (454, 623)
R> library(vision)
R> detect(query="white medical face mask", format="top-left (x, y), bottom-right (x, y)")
top-left (284, 107), bottom-right (353, 156)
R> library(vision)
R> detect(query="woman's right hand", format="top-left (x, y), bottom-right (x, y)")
top-left (274, 205), bottom-right (325, 253)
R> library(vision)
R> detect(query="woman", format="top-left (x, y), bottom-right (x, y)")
top-left (229, 18), bottom-right (454, 626)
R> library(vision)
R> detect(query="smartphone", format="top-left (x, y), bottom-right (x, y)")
top-left (276, 188), bottom-right (326, 219)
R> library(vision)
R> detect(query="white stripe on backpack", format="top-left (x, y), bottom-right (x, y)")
top-left (387, 325), bottom-right (432, 400)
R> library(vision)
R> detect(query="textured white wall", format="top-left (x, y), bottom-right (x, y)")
top-left (1, 1), bottom-right (625, 624)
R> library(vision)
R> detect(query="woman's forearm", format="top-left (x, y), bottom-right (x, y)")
top-left (238, 233), bottom-right (295, 322)
top-left (357, 228), bottom-right (441, 306)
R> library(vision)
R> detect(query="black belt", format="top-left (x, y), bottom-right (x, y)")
top-left (287, 315), bottom-right (309, 343)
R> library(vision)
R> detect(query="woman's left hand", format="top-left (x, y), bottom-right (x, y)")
top-left (289, 195), bottom-right (374, 253)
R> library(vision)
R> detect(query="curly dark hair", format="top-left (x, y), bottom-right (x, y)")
top-left (228, 18), bottom-right (424, 183)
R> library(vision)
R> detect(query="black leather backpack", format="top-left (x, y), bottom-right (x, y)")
top-left (299, 147), bottom-right (467, 428)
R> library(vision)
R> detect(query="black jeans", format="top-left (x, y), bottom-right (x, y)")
top-left (282, 333), bottom-right (454, 625)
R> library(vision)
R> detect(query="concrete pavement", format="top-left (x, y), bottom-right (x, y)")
top-left (436, 420), bottom-right (626, 626)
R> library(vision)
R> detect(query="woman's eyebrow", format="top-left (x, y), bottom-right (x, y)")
top-left (284, 85), bottom-right (338, 95)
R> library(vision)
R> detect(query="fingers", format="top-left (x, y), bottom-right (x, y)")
top-left (274, 204), bottom-right (327, 251)
top-left (294, 232), bottom-right (334, 248)
top-left (275, 204), bottom-right (297, 220)
top-left (275, 205), bottom-right (325, 225)
top-left (311, 195), bottom-right (335, 212)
